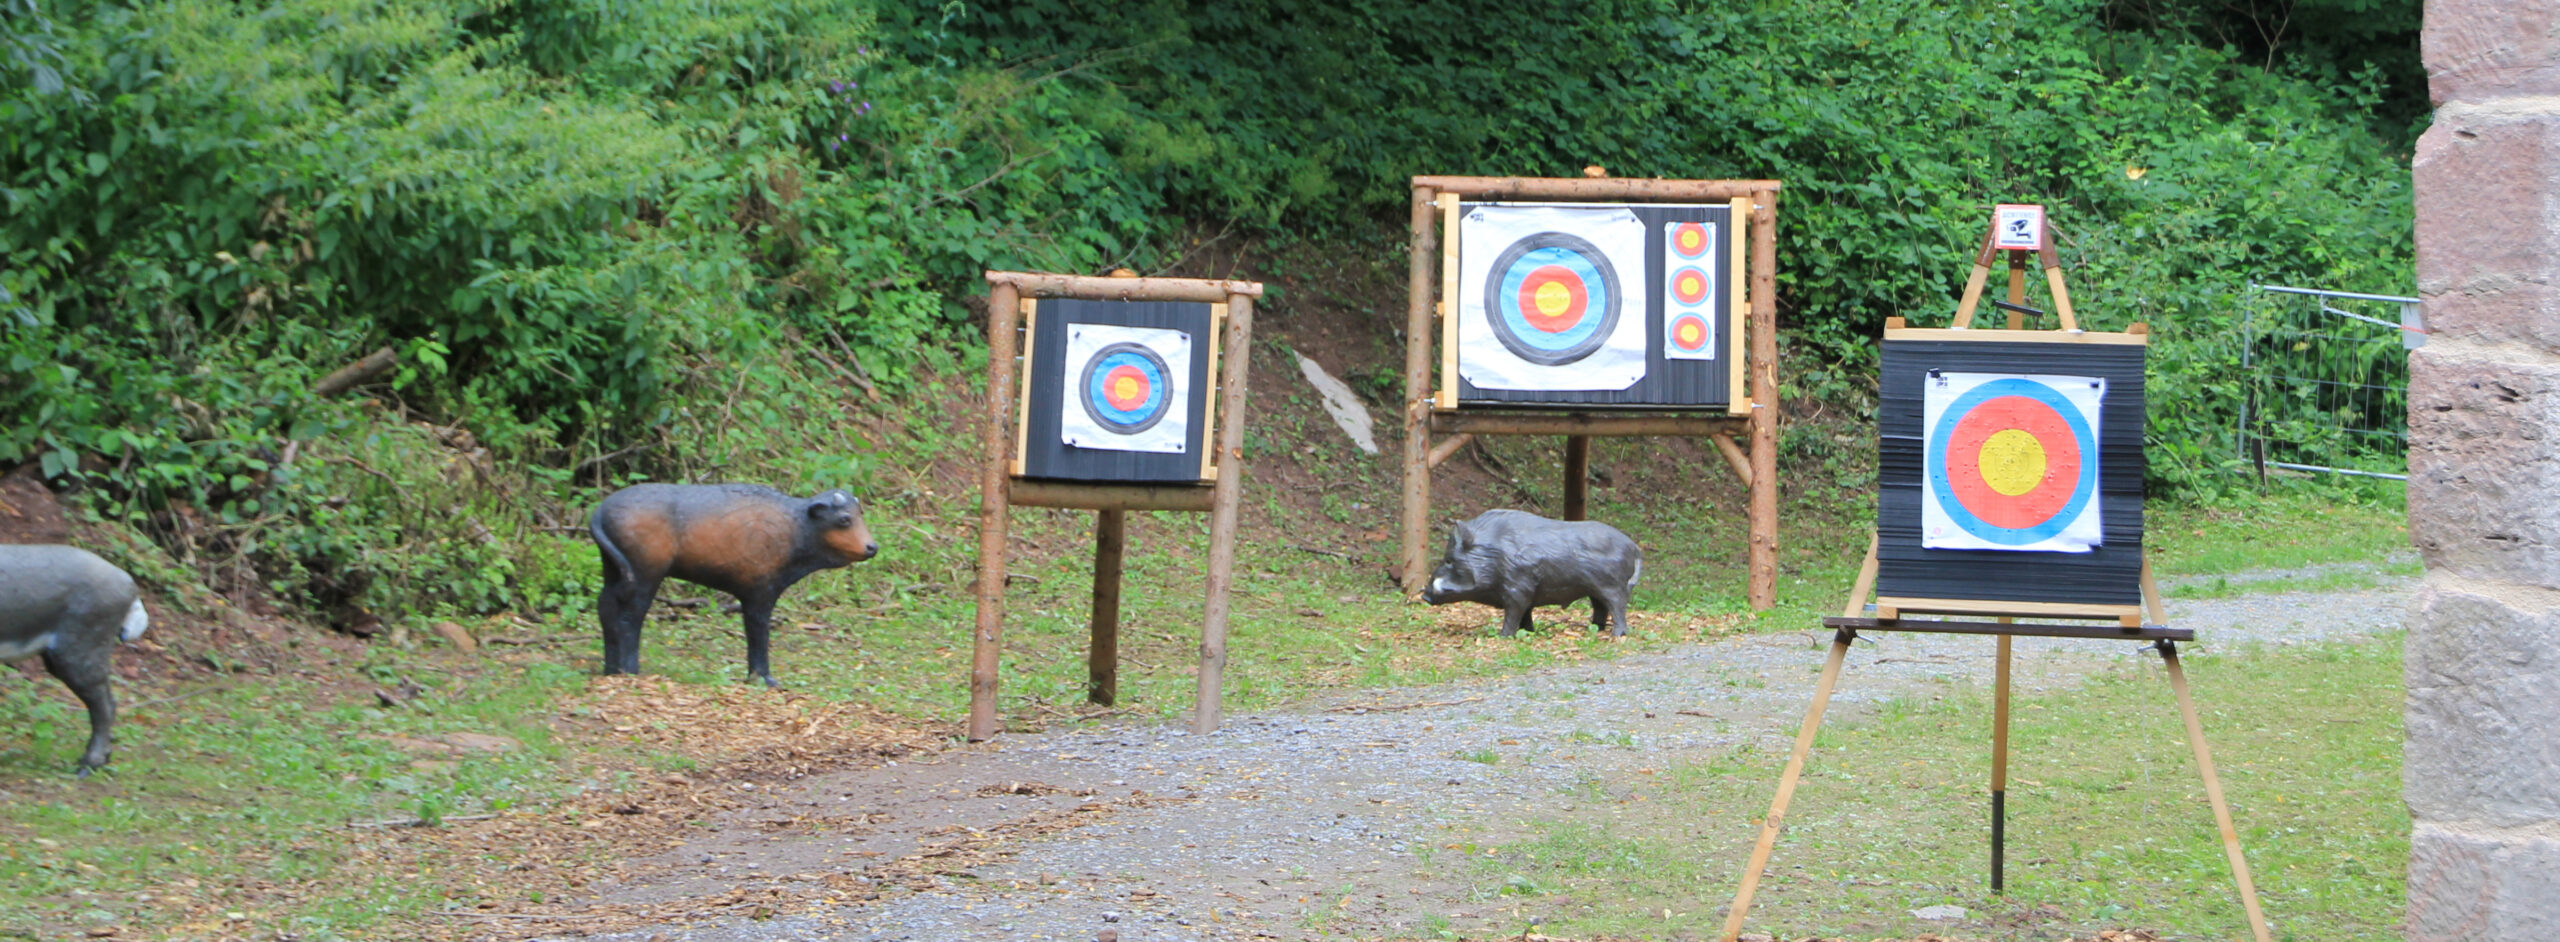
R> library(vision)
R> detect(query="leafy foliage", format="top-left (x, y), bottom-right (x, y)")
top-left (1, 0), bottom-right (2415, 621)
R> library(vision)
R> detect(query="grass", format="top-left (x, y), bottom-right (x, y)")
top-left (1446, 636), bottom-right (2409, 941)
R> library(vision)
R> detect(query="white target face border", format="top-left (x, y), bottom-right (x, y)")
top-left (1059, 323), bottom-right (1192, 454)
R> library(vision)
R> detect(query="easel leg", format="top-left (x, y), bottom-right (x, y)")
top-left (1991, 631), bottom-right (2012, 893)
top-left (1088, 509), bottom-right (1126, 706)
top-left (1721, 628), bottom-right (1856, 942)
top-left (2157, 641), bottom-right (2274, 942)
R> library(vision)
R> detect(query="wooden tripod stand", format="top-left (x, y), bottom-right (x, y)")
top-left (1718, 222), bottom-right (2273, 942)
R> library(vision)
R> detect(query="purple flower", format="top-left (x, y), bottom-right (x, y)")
top-left (828, 140), bottom-right (840, 151)
top-left (859, 101), bottom-right (872, 114)
top-left (829, 81), bottom-right (845, 93)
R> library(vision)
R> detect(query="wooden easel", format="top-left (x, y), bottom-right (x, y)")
top-left (972, 271), bottom-right (1259, 739)
top-left (1718, 216), bottom-right (2273, 942)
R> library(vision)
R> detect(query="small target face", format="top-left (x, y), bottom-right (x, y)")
top-left (1669, 222), bottom-right (1711, 259)
top-left (1077, 342), bottom-right (1173, 433)
top-left (1668, 312), bottom-right (1712, 354)
top-left (1669, 266), bottom-right (1711, 306)
top-left (1483, 232), bottom-right (1623, 366)
top-left (1925, 378), bottom-right (2099, 545)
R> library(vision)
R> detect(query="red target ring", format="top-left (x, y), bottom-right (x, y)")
top-left (1514, 265), bottom-right (1590, 333)
top-left (1670, 222), bottom-right (1710, 259)
top-left (1941, 395), bottom-right (2083, 530)
top-left (1670, 266), bottom-right (1710, 305)
top-left (1101, 364), bottom-right (1151, 411)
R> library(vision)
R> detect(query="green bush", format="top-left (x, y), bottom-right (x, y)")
top-left (1, 0), bottom-right (2414, 620)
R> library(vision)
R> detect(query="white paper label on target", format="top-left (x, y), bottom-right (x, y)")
top-left (1060, 323), bottom-right (1190, 454)
top-left (1662, 221), bottom-right (1718, 361)
top-left (1992, 204), bottom-right (2045, 251)
top-left (1456, 206), bottom-right (1649, 391)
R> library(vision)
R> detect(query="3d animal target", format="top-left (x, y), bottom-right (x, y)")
top-left (1015, 298), bottom-right (1221, 483)
top-left (1448, 201), bottom-right (1744, 408)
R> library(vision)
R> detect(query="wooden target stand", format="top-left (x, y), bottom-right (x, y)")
top-left (1718, 225), bottom-right (2274, 942)
top-left (972, 271), bottom-right (1260, 739)
top-left (1398, 176), bottom-right (1783, 608)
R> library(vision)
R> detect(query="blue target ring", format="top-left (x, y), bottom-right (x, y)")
top-left (1077, 342), bottom-right (1174, 434)
top-left (1483, 232), bottom-right (1622, 366)
top-left (1924, 377), bottom-right (2100, 546)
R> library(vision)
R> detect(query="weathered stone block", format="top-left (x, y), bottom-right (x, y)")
top-left (2424, 0), bottom-right (2560, 102)
top-left (2407, 823), bottom-right (2560, 938)
top-left (2415, 114), bottom-right (2560, 350)
top-left (2405, 582), bottom-right (2560, 826)
top-left (2407, 349), bottom-right (2560, 586)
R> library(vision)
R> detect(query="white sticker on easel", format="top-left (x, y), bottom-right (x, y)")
top-left (1992, 204), bottom-right (2045, 251)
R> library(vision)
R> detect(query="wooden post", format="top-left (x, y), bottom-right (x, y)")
top-left (2158, 641), bottom-right (2276, 942)
top-left (1087, 509), bottom-right (1126, 706)
top-left (1721, 628), bottom-right (1856, 942)
top-left (1991, 632), bottom-right (2013, 893)
top-left (970, 281), bottom-right (1022, 741)
top-left (1710, 432), bottom-right (1753, 487)
top-left (1194, 294), bottom-right (1255, 734)
top-left (1746, 190), bottom-right (1780, 610)
top-left (2007, 253), bottom-right (2029, 327)
top-left (1401, 185), bottom-right (1439, 595)
top-left (1562, 435), bottom-right (1590, 520)
top-left (1951, 232), bottom-right (1999, 329)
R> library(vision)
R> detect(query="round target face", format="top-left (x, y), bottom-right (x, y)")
top-left (1669, 222), bottom-right (1711, 259)
top-left (1667, 312), bottom-right (1712, 354)
top-left (1077, 342), bottom-right (1174, 434)
top-left (1483, 232), bottom-right (1623, 366)
top-left (1669, 266), bottom-right (1711, 306)
top-left (1924, 379), bottom-right (2098, 545)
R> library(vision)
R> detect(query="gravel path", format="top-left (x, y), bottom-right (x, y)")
top-left (545, 564), bottom-right (2412, 942)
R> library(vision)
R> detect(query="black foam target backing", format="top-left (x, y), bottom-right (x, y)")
top-left (1017, 298), bottom-right (1217, 483)
top-left (1875, 338), bottom-right (2147, 606)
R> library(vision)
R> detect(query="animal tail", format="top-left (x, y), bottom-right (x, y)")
top-left (120, 599), bottom-right (150, 642)
top-left (590, 503), bottom-right (632, 586)
top-left (1628, 558), bottom-right (1642, 589)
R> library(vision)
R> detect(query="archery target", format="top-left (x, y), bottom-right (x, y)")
top-left (1457, 206), bottom-right (1648, 390)
top-left (1921, 372), bottom-right (2104, 552)
top-left (1061, 324), bottom-right (1191, 453)
top-left (1662, 222), bottom-right (1717, 361)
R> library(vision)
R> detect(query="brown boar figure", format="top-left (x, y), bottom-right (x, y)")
top-left (589, 484), bottom-right (877, 687)
top-left (0, 545), bottom-right (150, 776)
top-left (1421, 509), bottom-right (1642, 638)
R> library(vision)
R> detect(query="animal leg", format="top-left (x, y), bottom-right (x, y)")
top-left (616, 579), bottom-right (661, 676)
top-left (41, 648), bottom-right (116, 777)
top-left (740, 593), bottom-right (780, 688)
top-left (1603, 589), bottom-right (1631, 637)
top-left (1499, 603), bottom-right (1530, 638)
top-left (597, 576), bottom-right (626, 674)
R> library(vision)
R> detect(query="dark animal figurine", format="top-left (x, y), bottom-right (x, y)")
top-left (0, 545), bottom-right (149, 776)
top-left (590, 484), bottom-right (877, 687)
top-left (1421, 509), bottom-right (1642, 637)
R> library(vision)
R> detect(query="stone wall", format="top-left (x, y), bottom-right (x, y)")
top-left (2406, 2), bottom-right (2560, 936)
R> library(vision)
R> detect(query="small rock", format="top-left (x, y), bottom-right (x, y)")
top-left (1101, 911), bottom-right (1121, 923)
top-left (432, 621), bottom-right (478, 654)
top-left (1097, 932), bottom-right (1117, 942)
top-left (1910, 904), bottom-right (1967, 920)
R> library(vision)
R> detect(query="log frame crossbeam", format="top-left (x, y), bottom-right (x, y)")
top-left (1399, 177), bottom-right (1782, 609)
top-left (972, 271), bottom-right (1258, 741)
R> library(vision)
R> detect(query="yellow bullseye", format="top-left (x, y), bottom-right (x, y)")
top-left (1111, 375), bottom-right (1142, 404)
top-left (1679, 274), bottom-right (1702, 295)
top-left (1534, 281), bottom-right (1573, 317)
top-left (1977, 428), bottom-right (2047, 496)
top-left (1676, 321), bottom-right (1702, 344)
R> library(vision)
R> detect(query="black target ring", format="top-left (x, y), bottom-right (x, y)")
top-left (1481, 231), bottom-right (1624, 366)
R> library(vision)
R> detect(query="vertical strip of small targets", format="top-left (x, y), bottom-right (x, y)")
top-left (1664, 221), bottom-right (1718, 361)
top-left (1921, 370), bottom-right (2104, 552)
top-left (1060, 323), bottom-right (1191, 453)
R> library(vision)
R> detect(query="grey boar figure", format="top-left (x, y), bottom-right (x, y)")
top-left (1422, 510), bottom-right (1641, 637)
top-left (590, 484), bottom-right (878, 687)
top-left (0, 545), bottom-right (150, 776)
